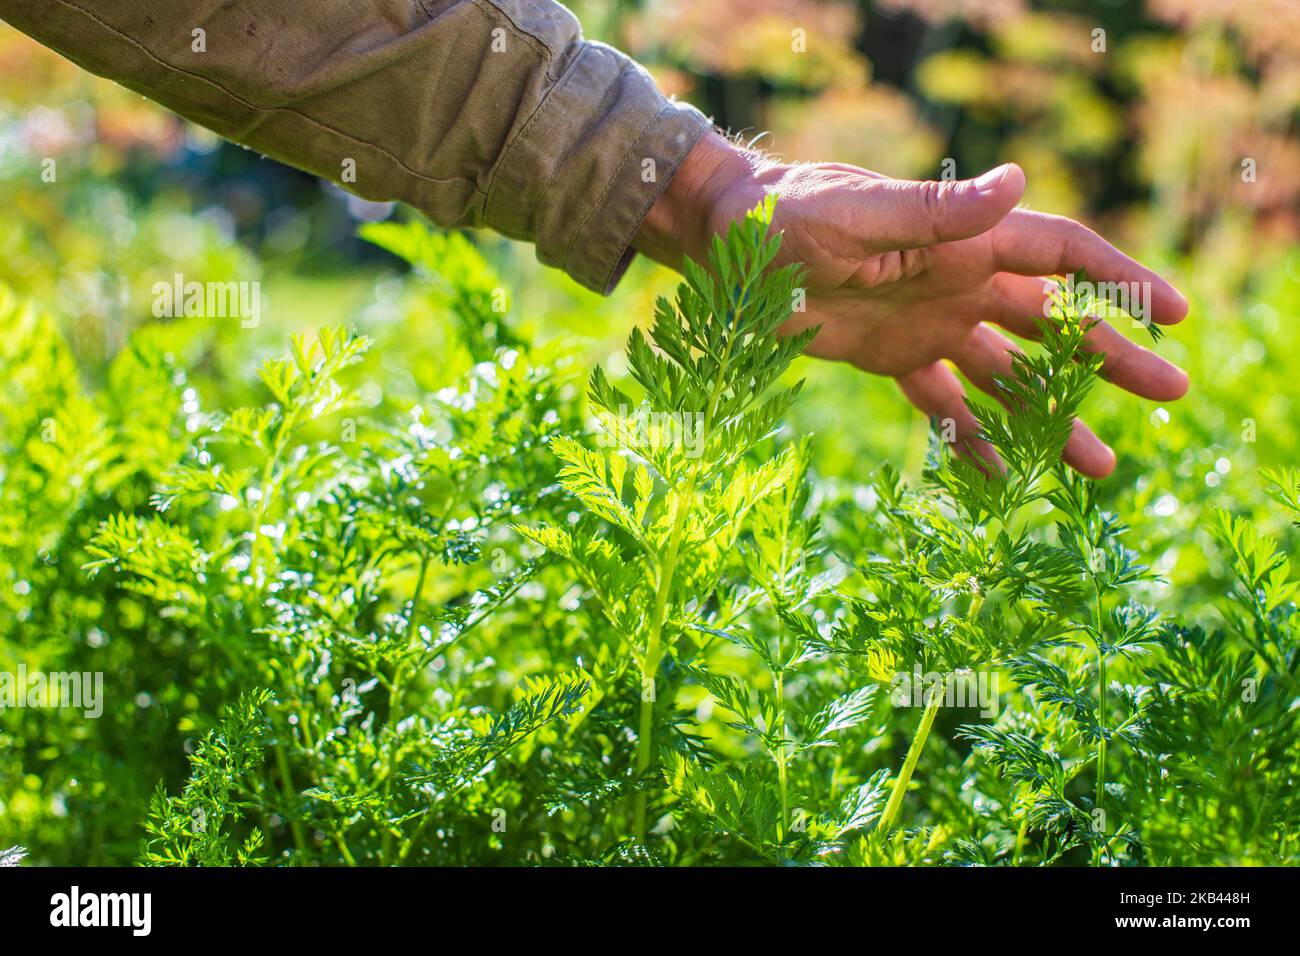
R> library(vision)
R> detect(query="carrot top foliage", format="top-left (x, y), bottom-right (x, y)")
top-left (0, 204), bottom-right (1296, 866)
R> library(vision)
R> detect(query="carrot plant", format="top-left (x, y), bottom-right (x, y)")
top-left (518, 196), bottom-right (829, 848)
top-left (1, 203), bottom-right (1297, 866)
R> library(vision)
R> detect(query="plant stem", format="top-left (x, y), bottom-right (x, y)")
top-left (632, 680), bottom-right (655, 841)
top-left (1013, 817), bottom-right (1029, 864)
top-left (251, 411), bottom-right (294, 573)
top-left (774, 666), bottom-right (790, 843)
top-left (1092, 583), bottom-right (1108, 867)
top-left (382, 555), bottom-right (429, 864)
top-left (631, 322), bottom-right (737, 842)
top-left (774, 526), bottom-right (792, 843)
top-left (878, 674), bottom-right (946, 833)
top-left (274, 743), bottom-right (308, 857)
top-left (334, 833), bottom-right (358, 866)
top-left (250, 414), bottom-right (310, 858)
top-left (632, 494), bottom-right (689, 841)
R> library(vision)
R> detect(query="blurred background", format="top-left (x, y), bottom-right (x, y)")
top-left (1, 0), bottom-right (1298, 589)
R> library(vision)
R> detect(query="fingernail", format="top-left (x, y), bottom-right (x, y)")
top-left (1170, 366), bottom-right (1191, 399)
top-left (974, 164), bottom-right (1011, 194)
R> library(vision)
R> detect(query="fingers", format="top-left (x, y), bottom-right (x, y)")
top-left (989, 209), bottom-right (1189, 325)
top-left (863, 163), bottom-right (1026, 250)
top-left (990, 273), bottom-right (1189, 401)
top-left (952, 325), bottom-right (1117, 479)
top-left (818, 162), bottom-right (886, 179)
top-left (896, 361), bottom-right (1004, 474)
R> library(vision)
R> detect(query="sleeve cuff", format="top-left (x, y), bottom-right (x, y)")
top-left (484, 40), bottom-right (712, 294)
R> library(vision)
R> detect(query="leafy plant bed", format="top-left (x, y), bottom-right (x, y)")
top-left (2, 203), bottom-right (1296, 866)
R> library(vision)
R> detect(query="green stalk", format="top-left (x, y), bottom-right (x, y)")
top-left (382, 555), bottom-right (429, 864)
top-left (1013, 817), bottom-right (1030, 865)
top-left (878, 674), bottom-right (947, 833)
top-left (334, 833), bottom-right (358, 866)
top-left (251, 409), bottom-right (294, 572)
top-left (631, 298), bottom-right (738, 842)
top-left (274, 743), bottom-right (309, 857)
top-left (632, 489), bottom-right (690, 841)
top-left (1092, 583), bottom-right (1108, 867)
top-left (774, 528), bottom-right (792, 843)
top-left (877, 592), bottom-right (978, 834)
top-left (775, 664), bottom-right (789, 842)
top-left (250, 414), bottom-right (307, 856)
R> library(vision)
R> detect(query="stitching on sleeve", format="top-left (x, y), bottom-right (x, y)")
top-left (561, 98), bottom-right (668, 268)
top-left (592, 108), bottom-right (709, 292)
top-left (52, 0), bottom-right (480, 191)
top-left (483, 40), bottom-right (595, 218)
top-left (533, 51), bottom-right (625, 210)
top-left (409, 0), bottom-right (553, 74)
top-left (466, 0), bottom-right (558, 81)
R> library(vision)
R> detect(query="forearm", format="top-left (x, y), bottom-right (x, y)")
top-left (0, 0), bottom-right (709, 292)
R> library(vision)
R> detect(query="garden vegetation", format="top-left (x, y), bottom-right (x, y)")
top-left (1, 201), bottom-right (1297, 866)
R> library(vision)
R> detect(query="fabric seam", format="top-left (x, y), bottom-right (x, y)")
top-left (46, 0), bottom-right (513, 192)
top-left (483, 38), bottom-right (594, 223)
top-left (592, 110), bottom-right (709, 292)
top-left (562, 100), bottom-right (670, 271)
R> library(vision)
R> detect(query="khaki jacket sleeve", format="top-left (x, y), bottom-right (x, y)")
top-left (0, 0), bottom-right (711, 293)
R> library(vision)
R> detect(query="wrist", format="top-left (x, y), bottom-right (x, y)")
top-left (633, 131), bottom-right (765, 270)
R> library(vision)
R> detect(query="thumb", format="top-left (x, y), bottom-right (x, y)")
top-left (867, 162), bottom-right (1025, 250)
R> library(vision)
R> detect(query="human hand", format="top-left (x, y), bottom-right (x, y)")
top-left (635, 133), bottom-right (1189, 478)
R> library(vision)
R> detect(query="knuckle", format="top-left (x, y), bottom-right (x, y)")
top-left (915, 180), bottom-right (950, 240)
